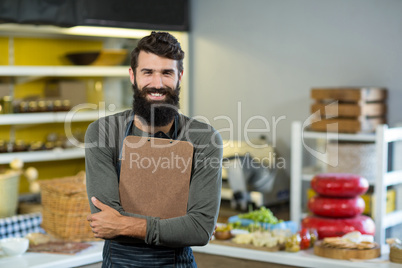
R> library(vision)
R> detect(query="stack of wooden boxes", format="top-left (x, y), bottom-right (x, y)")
top-left (309, 87), bottom-right (387, 133)
top-left (307, 87), bottom-right (394, 216)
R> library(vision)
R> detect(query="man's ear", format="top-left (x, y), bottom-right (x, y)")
top-left (178, 70), bottom-right (184, 84)
top-left (129, 68), bottom-right (135, 84)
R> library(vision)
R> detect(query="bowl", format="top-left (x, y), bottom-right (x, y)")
top-left (214, 230), bottom-right (233, 240)
top-left (0, 237), bottom-right (29, 256)
top-left (65, 49), bottom-right (128, 66)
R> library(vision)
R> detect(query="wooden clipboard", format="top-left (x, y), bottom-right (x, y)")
top-left (119, 136), bottom-right (194, 219)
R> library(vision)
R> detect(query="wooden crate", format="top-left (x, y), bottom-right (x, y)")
top-left (309, 117), bottom-right (385, 133)
top-left (311, 87), bottom-right (387, 102)
top-left (309, 87), bottom-right (387, 133)
top-left (311, 102), bottom-right (386, 117)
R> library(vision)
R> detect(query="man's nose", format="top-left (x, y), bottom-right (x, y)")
top-left (149, 74), bottom-right (163, 89)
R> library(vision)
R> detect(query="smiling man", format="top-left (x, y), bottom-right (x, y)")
top-left (85, 32), bottom-right (223, 267)
top-left (131, 43), bottom-right (182, 131)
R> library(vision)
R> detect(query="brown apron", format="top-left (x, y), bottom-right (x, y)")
top-left (119, 135), bottom-right (193, 219)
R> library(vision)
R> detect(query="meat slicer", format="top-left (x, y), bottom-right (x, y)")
top-left (222, 137), bottom-right (290, 211)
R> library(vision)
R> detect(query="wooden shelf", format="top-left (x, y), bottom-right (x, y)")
top-left (0, 65), bottom-right (130, 77)
top-left (0, 109), bottom-right (128, 125)
top-left (302, 130), bottom-right (376, 142)
top-left (0, 147), bottom-right (85, 164)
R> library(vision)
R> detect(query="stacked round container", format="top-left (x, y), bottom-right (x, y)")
top-left (301, 173), bottom-right (375, 239)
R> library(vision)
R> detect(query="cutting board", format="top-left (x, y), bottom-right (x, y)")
top-left (210, 238), bottom-right (280, 252)
top-left (314, 241), bottom-right (381, 260)
top-left (28, 241), bottom-right (92, 255)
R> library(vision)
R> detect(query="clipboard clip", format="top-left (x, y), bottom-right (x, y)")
top-left (147, 138), bottom-right (173, 143)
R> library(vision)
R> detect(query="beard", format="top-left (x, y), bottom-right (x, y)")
top-left (132, 82), bottom-right (180, 127)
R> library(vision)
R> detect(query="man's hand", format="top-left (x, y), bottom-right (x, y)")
top-left (87, 197), bottom-right (147, 240)
top-left (87, 197), bottom-right (123, 239)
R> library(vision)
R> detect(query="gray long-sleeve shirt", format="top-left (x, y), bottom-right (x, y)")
top-left (85, 110), bottom-right (222, 247)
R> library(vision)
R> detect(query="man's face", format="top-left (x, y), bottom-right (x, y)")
top-left (129, 51), bottom-right (184, 127)
top-left (130, 51), bottom-right (183, 100)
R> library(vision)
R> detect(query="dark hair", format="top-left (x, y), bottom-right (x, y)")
top-left (130, 31), bottom-right (185, 75)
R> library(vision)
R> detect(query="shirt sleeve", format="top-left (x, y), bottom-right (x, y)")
top-left (85, 120), bottom-right (123, 213)
top-left (85, 118), bottom-right (147, 244)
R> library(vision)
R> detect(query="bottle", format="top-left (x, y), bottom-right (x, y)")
top-left (19, 101), bottom-right (29, 113)
top-left (28, 101), bottom-right (38, 113)
top-left (1, 96), bottom-right (13, 114)
top-left (37, 100), bottom-right (47, 112)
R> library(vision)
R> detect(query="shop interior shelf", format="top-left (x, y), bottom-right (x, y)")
top-left (384, 210), bottom-right (402, 228)
top-left (384, 170), bottom-right (402, 187)
top-left (0, 147), bottom-right (85, 164)
top-left (0, 65), bottom-right (130, 77)
top-left (0, 109), bottom-right (128, 125)
top-left (302, 130), bottom-right (376, 142)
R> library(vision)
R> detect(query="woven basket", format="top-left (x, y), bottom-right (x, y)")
top-left (39, 172), bottom-right (96, 242)
top-left (326, 142), bottom-right (376, 182)
top-left (390, 246), bottom-right (402, 264)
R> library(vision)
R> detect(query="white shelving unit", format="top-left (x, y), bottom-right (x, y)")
top-left (0, 23), bottom-right (190, 115)
top-left (0, 109), bottom-right (127, 163)
top-left (0, 23), bottom-right (189, 169)
top-left (0, 108), bottom-right (129, 163)
top-left (290, 121), bottom-right (402, 250)
top-left (0, 147), bottom-right (84, 164)
top-left (0, 109), bottom-right (127, 125)
top-left (0, 24), bottom-right (136, 165)
top-left (0, 66), bottom-right (129, 77)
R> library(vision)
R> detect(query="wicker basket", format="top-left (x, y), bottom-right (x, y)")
top-left (390, 245), bottom-right (402, 264)
top-left (39, 172), bottom-right (96, 242)
top-left (326, 142), bottom-right (376, 182)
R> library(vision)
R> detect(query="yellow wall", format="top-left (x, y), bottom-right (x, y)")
top-left (1, 37), bottom-right (104, 193)
top-left (0, 37), bottom-right (8, 65)
top-left (13, 37), bottom-right (102, 66)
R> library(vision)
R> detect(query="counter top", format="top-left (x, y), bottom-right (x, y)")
top-left (0, 241), bottom-right (103, 268)
top-left (1, 241), bottom-right (401, 268)
top-left (193, 243), bottom-right (401, 268)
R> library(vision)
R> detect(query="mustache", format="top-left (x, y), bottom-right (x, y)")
top-left (135, 85), bottom-right (176, 97)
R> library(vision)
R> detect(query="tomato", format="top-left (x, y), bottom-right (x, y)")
top-left (311, 173), bottom-right (369, 197)
top-left (308, 195), bottom-right (365, 218)
top-left (301, 215), bottom-right (375, 238)
top-left (299, 228), bottom-right (311, 250)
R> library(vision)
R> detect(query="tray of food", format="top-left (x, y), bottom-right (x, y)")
top-left (313, 232), bottom-right (380, 260)
top-left (227, 206), bottom-right (298, 234)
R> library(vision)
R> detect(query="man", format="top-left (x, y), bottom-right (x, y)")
top-left (85, 31), bottom-right (223, 267)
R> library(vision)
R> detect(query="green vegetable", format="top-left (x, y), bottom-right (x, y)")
top-left (237, 206), bottom-right (281, 224)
